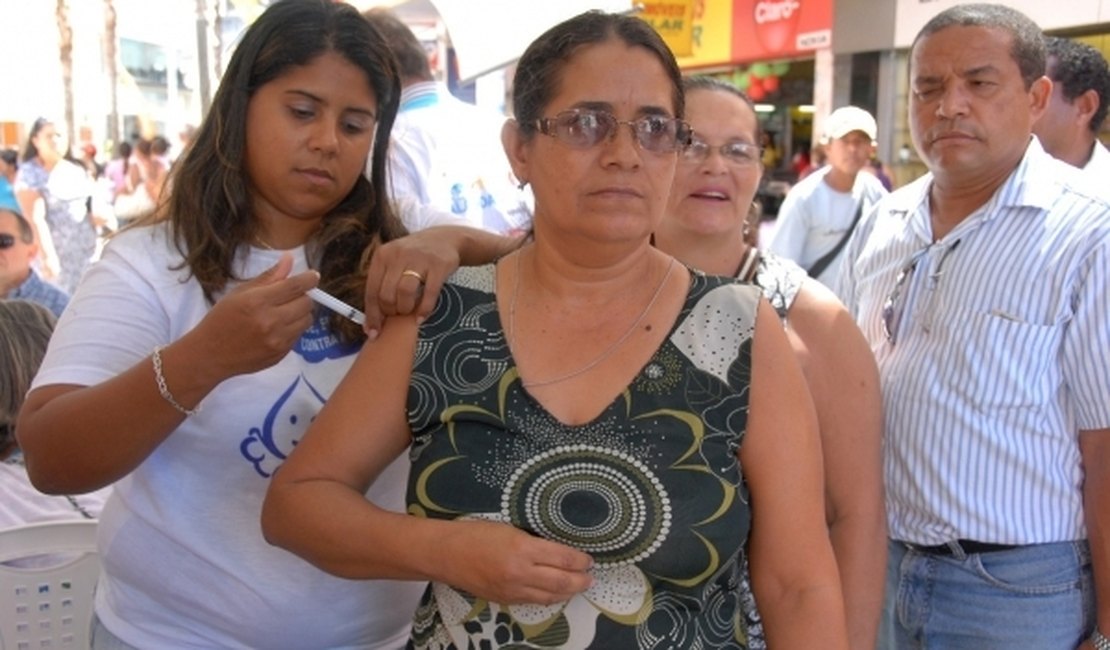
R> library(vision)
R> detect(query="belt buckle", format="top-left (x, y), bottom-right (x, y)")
top-left (904, 539), bottom-right (1018, 556)
top-left (901, 541), bottom-right (953, 556)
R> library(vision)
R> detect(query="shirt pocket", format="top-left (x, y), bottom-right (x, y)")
top-left (956, 310), bottom-right (1063, 410)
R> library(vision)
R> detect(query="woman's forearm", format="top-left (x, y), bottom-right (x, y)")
top-left (450, 226), bottom-right (522, 266)
top-left (829, 510), bottom-right (887, 650)
top-left (759, 581), bottom-right (850, 649)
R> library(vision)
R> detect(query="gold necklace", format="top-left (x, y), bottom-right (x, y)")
top-left (508, 250), bottom-right (676, 388)
top-left (253, 228), bottom-right (317, 251)
top-left (253, 232), bottom-right (319, 271)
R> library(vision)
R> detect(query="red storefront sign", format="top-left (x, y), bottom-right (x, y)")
top-left (732, 0), bottom-right (832, 63)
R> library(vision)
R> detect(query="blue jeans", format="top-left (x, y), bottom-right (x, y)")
top-left (880, 539), bottom-right (1094, 649)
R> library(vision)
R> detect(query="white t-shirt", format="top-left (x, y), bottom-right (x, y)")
top-left (0, 454), bottom-right (109, 529)
top-left (32, 224), bottom-right (423, 649)
top-left (393, 195), bottom-right (471, 232)
top-left (768, 167), bottom-right (888, 294)
top-left (383, 82), bottom-right (532, 235)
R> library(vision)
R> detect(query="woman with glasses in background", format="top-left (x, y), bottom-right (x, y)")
top-left (263, 12), bottom-right (848, 649)
top-left (653, 76), bottom-right (885, 650)
top-left (14, 117), bottom-right (100, 294)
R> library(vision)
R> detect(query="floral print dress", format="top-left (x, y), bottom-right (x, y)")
top-left (15, 158), bottom-right (96, 294)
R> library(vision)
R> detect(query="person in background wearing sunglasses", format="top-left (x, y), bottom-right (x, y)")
top-left (655, 75), bottom-right (885, 650)
top-left (263, 10), bottom-right (847, 649)
top-left (839, 5), bottom-right (1110, 649)
top-left (0, 184), bottom-right (69, 318)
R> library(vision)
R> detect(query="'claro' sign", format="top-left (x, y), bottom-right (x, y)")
top-left (744, 0), bottom-right (831, 60)
top-left (665, 0), bottom-right (833, 69)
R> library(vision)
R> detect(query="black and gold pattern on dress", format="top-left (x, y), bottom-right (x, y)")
top-left (403, 265), bottom-right (762, 649)
top-left (633, 344), bottom-right (684, 396)
top-left (502, 443), bottom-right (671, 567)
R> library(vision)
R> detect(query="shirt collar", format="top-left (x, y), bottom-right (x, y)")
top-left (1084, 140), bottom-right (1110, 172)
top-left (8, 267), bottom-right (41, 299)
top-left (889, 136), bottom-right (1058, 242)
top-left (1000, 136), bottom-right (1062, 212)
top-left (399, 81), bottom-right (441, 112)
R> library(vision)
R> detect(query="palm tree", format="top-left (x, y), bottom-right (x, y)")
top-left (55, 0), bottom-right (75, 152)
top-left (196, 0), bottom-right (225, 117)
top-left (103, 0), bottom-right (121, 147)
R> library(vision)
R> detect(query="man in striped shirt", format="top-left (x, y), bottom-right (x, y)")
top-left (839, 4), bottom-right (1110, 649)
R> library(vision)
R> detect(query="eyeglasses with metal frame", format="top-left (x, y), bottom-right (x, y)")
top-left (681, 136), bottom-right (762, 166)
top-left (535, 108), bottom-right (693, 153)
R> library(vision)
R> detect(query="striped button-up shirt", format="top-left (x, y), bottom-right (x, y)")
top-left (840, 138), bottom-right (1110, 545)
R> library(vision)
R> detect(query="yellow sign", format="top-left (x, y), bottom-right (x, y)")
top-left (642, 0), bottom-right (697, 56)
top-left (674, 0), bottom-right (734, 70)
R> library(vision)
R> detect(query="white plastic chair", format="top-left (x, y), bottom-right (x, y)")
top-left (0, 520), bottom-right (99, 650)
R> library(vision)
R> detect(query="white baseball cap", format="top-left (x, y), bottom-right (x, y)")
top-left (823, 106), bottom-right (877, 143)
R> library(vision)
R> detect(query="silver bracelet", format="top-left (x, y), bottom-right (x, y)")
top-left (1092, 628), bottom-right (1110, 650)
top-left (151, 345), bottom-right (199, 416)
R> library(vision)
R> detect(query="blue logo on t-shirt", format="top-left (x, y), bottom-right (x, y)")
top-left (450, 183), bottom-right (468, 215)
top-left (294, 310), bottom-right (360, 362)
top-left (240, 373), bottom-right (327, 478)
top-left (478, 179), bottom-right (495, 209)
top-left (240, 314), bottom-right (360, 478)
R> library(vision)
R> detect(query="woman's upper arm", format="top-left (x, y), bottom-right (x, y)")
top-left (15, 187), bottom-right (41, 227)
top-left (32, 243), bottom-right (170, 391)
top-left (742, 299), bottom-right (829, 575)
top-left (786, 282), bottom-right (883, 516)
top-left (275, 315), bottom-right (420, 493)
top-left (15, 240), bottom-right (175, 489)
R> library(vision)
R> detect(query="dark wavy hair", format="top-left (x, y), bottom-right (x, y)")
top-left (913, 3), bottom-right (1045, 90)
top-left (510, 10), bottom-right (685, 139)
top-left (20, 117), bottom-right (83, 184)
top-left (0, 300), bottom-right (56, 458)
top-left (21, 117), bottom-right (53, 163)
top-left (150, 0), bottom-right (404, 339)
top-left (1045, 36), bottom-right (1110, 135)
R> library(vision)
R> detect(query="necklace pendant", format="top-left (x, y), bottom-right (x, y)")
top-left (511, 254), bottom-right (676, 389)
